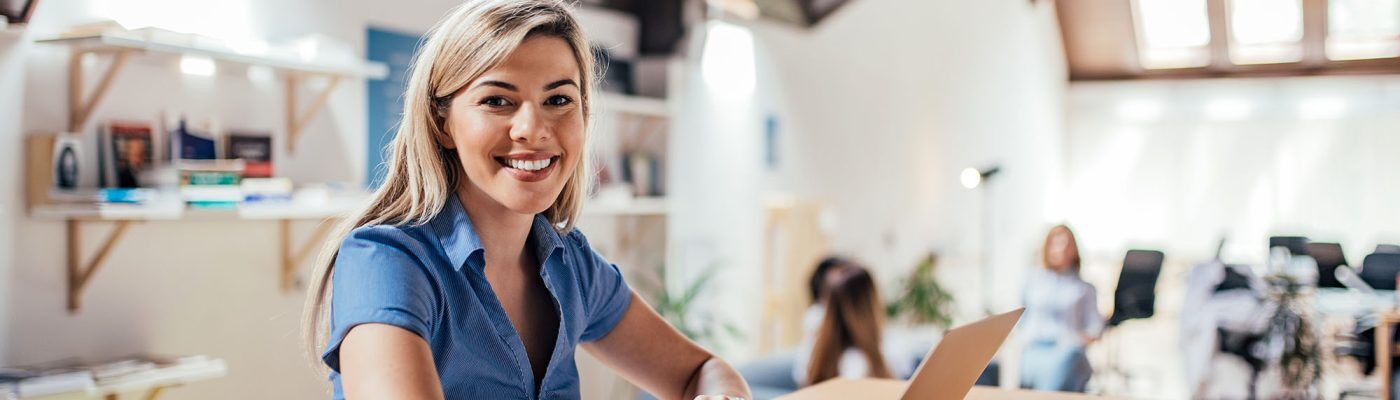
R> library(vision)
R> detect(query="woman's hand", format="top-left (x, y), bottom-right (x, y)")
top-left (582, 291), bottom-right (752, 400)
top-left (683, 357), bottom-right (749, 400)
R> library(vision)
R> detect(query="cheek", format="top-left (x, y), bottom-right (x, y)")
top-left (555, 116), bottom-right (586, 161)
top-left (449, 114), bottom-right (506, 160)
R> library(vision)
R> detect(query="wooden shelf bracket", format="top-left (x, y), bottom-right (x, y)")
top-left (279, 218), bottom-right (338, 292)
top-left (284, 74), bottom-right (342, 154)
top-left (68, 49), bottom-right (133, 132)
top-left (67, 219), bottom-right (135, 313)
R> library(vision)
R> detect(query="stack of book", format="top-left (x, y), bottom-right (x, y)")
top-left (177, 160), bottom-right (244, 209)
top-left (0, 355), bottom-right (226, 398)
top-left (241, 177), bottom-right (293, 204)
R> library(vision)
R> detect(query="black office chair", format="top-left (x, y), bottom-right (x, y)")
top-left (1095, 250), bottom-right (1165, 394)
top-left (1107, 250), bottom-right (1165, 327)
top-left (1308, 242), bottom-right (1348, 289)
top-left (1360, 253), bottom-right (1400, 290)
top-left (1269, 236), bottom-right (1311, 257)
top-left (1376, 244), bottom-right (1400, 254)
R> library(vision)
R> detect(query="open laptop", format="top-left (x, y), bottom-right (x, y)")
top-left (778, 308), bottom-right (1025, 400)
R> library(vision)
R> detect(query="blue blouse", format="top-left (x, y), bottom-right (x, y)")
top-left (321, 195), bottom-right (633, 399)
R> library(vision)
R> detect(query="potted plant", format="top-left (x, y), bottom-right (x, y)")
top-left (886, 253), bottom-right (955, 330)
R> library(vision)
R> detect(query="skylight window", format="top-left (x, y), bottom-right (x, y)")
top-left (1227, 0), bottom-right (1304, 64)
top-left (1132, 0), bottom-right (1213, 69)
top-left (1328, 0), bottom-right (1400, 60)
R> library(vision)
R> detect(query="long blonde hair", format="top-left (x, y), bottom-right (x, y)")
top-left (301, 0), bottom-right (595, 367)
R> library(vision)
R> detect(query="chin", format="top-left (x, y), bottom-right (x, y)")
top-left (496, 189), bottom-right (562, 216)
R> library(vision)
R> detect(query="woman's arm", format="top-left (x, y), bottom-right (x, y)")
top-left (339, 323), bottom-right (446, 400)
top-left (581, 291), bottom-right (751, 400)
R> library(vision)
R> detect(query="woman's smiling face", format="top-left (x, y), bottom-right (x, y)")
top-left (440, 35), bottom-right (584, 216)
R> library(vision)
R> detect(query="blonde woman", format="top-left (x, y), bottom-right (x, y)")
top-left (301, 1), bottom-right (750, 399)
top-left (1017, 224), bottom-right (1102, 393)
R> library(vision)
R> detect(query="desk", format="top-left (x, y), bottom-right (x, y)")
top-left (22, 357), bottom-right (226, 400)
top-left (777, 377), bottom-right (1123, 399)
top-left (967, 387), bottom-right (1120, 399)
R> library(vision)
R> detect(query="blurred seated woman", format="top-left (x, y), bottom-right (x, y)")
top-left (1018, 224), bottom-right (1103, 393)
top-left (794, 261), bottom-right (909, 386)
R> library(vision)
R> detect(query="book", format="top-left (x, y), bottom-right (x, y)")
top-left (171, 117), bottom-right (216, 160)
top-left (226, 132), bottom-right (273, 178)
top-left (100, 121), bottom-right (154, 188)
top-left (241, 177), bottom-right (293, 203)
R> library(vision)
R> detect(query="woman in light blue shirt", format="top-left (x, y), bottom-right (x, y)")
top-left (300, 1), bottom-right (750, 399)
top-left (1018, 224), bottom-right (1103, 393)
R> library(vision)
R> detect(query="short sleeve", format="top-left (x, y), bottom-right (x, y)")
top-left (321, 226), bottom-right (440, 372)
top-left (1079, 283), bottom-right (1105, 338)
top-left (570, 231), bottom-right (634, 342)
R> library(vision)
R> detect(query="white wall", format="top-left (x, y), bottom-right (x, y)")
top-left (670, 0), bottom-right (1069, 359)
top-left (1066, 75), bottom-right (1400, 269)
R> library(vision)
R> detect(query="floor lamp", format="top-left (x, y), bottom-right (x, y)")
top-left (961, 165), bottom-right (1001, 314)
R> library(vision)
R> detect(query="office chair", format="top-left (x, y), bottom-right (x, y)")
top-left (1376, 244), bottom-right (1400, 254)
top-left (1097, 250), bottom-right (1165, 394)
top-left (1307, 242), bottom-right (1348, 289)
top-left (1108, 250), bottom-right (1166, 326)
top-left (1361, 253), bottom-right (1400, 290)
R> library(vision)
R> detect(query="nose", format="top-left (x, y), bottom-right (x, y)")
top-left (509, 102), bottom-right (551, 144)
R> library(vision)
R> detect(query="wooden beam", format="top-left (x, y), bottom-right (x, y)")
top-left (1300, 0), bottom-right (1328, 68)
top-left (284, 74), bottom-right (342, 154)
top-left (1205, 0), bottom-right (1233, 71)
top-left (280, 218), bottom-right (338, 291)
top-left (68, 220), bottom-right (134, 313)
top-left (68, 50), bottom-right (132, 132)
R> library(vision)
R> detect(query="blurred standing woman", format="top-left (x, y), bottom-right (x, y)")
top-left (1018, 225), bottom-right (1103, 393)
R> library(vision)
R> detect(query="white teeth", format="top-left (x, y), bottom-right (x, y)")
top-left (506, 158), bottom-right (551, 171)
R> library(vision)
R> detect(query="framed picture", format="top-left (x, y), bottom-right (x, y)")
top-left (52, 134), bottom-right (82, 190)
top-left (0, 0), bottom-right (38, 25)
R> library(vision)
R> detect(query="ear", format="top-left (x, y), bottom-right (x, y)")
top-left (432, 97), bottom-right (457, 149)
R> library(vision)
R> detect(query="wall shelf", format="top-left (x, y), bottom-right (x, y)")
top-left (36, 31), bottom-right (388, 152)
top-left (35, 196), bottom-right (363, 313)
top-left (36, 32), bottom-right (388, 79)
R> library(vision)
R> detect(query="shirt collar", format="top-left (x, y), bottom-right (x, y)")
top-left (431, 193), bottom-right (565, 272)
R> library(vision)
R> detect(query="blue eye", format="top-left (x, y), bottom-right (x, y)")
top-left (546, 95), bottom-right (573, 106)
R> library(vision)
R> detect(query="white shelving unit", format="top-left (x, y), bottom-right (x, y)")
top-left (28, 30), bottom-right (388, 312)
top-left (35, 30), bottom-right (387, 151)
top-left (30, 196), bottom-right (364, 221)
top-left (36, 32), bottom-right (388, 78)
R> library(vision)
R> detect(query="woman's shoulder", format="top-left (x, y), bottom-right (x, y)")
top-left (344, 223), bottom-right (436, 248)
top-left (337, 223), bottom-right (441, 269)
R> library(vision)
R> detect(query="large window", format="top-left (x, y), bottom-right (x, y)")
top-left (1131, 0), bottom-right (1212, 69)
top-left (1228, 0), bottom-right (1305, 64)
top-left (1328, 0), bottom-right (1400, 60)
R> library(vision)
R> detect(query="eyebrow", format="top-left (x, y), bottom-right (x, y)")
top-left (473, 80), bottom-right (518, 91)
top-left (545, 79), bottom-right (578, 90)
top-left (471, 78), bottom-right (579, 92)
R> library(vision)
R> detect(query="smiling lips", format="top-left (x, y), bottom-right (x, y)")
top-left (495, 154), bottom-right (560, 182)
